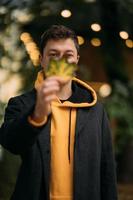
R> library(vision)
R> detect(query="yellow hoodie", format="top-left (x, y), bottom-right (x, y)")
top-left (29, 71), bottom-right (97, 200)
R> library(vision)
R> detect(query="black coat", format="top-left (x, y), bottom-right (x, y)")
top-left (0, 89), bottom-right (118, 200)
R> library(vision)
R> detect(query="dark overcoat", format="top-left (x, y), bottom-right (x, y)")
top-left (0, 89), bottom-right (118, 200)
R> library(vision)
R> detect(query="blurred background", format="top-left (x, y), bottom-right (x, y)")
top-left (0, 0), bottom-right (133, 199)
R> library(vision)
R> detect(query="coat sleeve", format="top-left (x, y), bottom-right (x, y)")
top-left (100, 107), bottom-right (118, 200)
top-left (0, 96), bottom-right (45, 155)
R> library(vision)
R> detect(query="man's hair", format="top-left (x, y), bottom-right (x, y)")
top-left (40, 25), bottom-right (79, 55)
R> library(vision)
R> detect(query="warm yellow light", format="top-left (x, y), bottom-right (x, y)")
top-left (20, 32), bottom-right (32, 43)
top-left (125, 39), bottom-right (133, 48)
top-left (30, 51), bottom-right (40, 59)
top-left (99, 84), bottom-right (112, 98)
top-left (26, 44), bottom-right (40, 66)
top-left (61, 9), bottom-right (72, 18)
top-left (26, 42), bottom-right (37, 52)
top-left (90, 38), bottom-right (101, 47)
top-left (20, 33), bottom-right (40, 66)
top-left (91, 23), bottom-right (101, 32)
top-left (119, 31), bottom-right (129, 40)
top-left (77, 36), bottom-right (84, 45)
top-left (30, 51), bottom-right (40, 66)
top-left (32, 60), bottom-right (40, 66)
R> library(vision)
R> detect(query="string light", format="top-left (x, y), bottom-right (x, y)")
top-left (20, 32), bottom-right (40, 66)
top-left (119, 31), bottom-right (129, 40)
top-left (99, 84), bottom-right (112, 98)
top-left (91, 23), bottom-right (101, 32)
top-left (90, 38), bottom-right (101, 47)
top-left (61, 9), bottom-right (72, 18)
top-left (125, 39), bottom-right (133, 48)
top-left (20, 32), bottom-right (32, 43)
top-left (77, 36), bottom-right (85, 45)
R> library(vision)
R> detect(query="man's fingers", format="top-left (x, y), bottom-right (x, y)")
top-left (42, 86), bottom-right (60, 96)
top-left (45, 76), bottom-right (71, 85)
top-left (37, 76), bottom-right (71, 102)
top-left (45, 94), bottom-right (57, 103)
top-left (43, 80), bottom-right (60, 88)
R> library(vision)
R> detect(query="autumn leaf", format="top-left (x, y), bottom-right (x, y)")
top-left (45, 58), bottom-right (77, 78)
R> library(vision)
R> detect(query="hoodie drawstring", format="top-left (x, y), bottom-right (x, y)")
top-left (68, 108), bottom-right (72, 163)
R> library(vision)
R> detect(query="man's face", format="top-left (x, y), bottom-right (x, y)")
top-left (40, 38), bottom-right (79, 69)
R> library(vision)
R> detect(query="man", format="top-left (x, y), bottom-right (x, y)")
top-left (0, 25), bottom-right (117, 200)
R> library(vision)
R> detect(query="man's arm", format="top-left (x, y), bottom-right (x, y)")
top-left (0, 76), bottom-right (70, 155)
top-left (0, 96), bottom-right (43, 155)
top-left (100, 108), bottom-right (118, 200)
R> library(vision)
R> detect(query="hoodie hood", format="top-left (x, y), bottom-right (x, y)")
top-left (35, 71), bottom-right (97, 108)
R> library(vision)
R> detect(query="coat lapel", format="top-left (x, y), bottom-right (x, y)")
top-left (37, 117), bottom-right (51, 200)
top-left (75, 108), bottom-right (90, 139)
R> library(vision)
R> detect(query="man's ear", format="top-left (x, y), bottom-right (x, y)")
top-left (77, 55), bottom-right (80, 64)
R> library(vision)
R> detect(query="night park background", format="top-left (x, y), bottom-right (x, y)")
top-left (0, 0), bottom-right (133, 199)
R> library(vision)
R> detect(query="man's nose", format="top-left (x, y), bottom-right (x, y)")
top-left (59, 53), bottom-right (64, 59)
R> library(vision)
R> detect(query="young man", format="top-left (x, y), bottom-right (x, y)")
top-left (0, 25), bottom-right (118, 200)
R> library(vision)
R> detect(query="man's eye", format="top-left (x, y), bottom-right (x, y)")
top-left (66, 54), bottom-right (73, 58)
top-left (49, 54), bottom-right (57, 58)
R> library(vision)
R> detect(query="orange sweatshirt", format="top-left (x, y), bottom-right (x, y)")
top-left (29, 71), bottom-right (97, 200)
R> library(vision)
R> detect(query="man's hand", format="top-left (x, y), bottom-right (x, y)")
top-left (32, 76), bottom-right (70, 122)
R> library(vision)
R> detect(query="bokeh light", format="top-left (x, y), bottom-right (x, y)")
top-left (20, 32), bottom-right (40, 66)
top-left (125, 39), bottom-right (133, 48)
top-left (61, 9), bottom-right (72, 18)
top-left (119, 31), bottom-right (129, 40)
top-left (77, 36), bottom-right (85, 45)
top-left (99, 83), bottom-right (112, 98)
top-left (91, 23), bottom-right (101, 32)
top-left (90, 38), bottom-right (101, 47)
